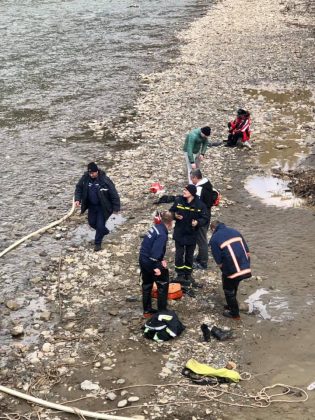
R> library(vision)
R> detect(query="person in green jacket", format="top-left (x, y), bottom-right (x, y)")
top-left (183, 126), bottom-right (211, 182)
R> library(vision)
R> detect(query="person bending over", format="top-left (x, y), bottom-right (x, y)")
top-left (183, 126), bottom-right (211, 181)
top-left (209, 220), bottom-right (251, 320)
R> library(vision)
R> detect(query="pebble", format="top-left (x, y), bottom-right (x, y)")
top-left (80, 380), bottom-right (100, 391)
top-left (6, 300), bottom-right (20, 311)
top-left (107, 392), bottom-right (117, 401)
top-left (63, 357), bottom-right (76, 365)
top-left (42, 343), bottom-right (53, 353)
top-left (11, 325), bottom-right (24, 337)
top-left (225, 361), bottom-right (237, 370)
top-left (117, 378), bottom-right (126, 385)
top-left (40, 311), bottom-right (51, 321)
top-left (117, 399), bottom-right (128, 408)
top-left (128, 396), bottom-right (140, 402)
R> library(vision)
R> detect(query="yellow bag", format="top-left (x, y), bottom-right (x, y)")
top-left (185, 358), bottom-right (241, 382)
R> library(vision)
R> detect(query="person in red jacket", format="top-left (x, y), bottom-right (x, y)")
top-left (226, 109), bottom-right (252, 149)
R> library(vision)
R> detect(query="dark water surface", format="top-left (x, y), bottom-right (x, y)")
top-left (0, 0), bottom-right (211, 352)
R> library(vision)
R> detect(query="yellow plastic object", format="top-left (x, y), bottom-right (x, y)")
top-left (186, 358), bottom-right (241, 383)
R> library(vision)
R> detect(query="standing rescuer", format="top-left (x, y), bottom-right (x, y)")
top-left (190, 168), bottom-right (215, 270)
top-left (169, 184), bottom-right (209, 287)
top-left (139, 211), bottom-right (174, 318)
top-left (74, 162), bottom-right (120, 252)
top-left (183, 126), bottom-right (211, 181)
top-left (209, 220), bottom-right (252, 320)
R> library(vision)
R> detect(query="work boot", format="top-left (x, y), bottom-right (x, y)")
top-left (211, 326), bottom-right (233, 341)
top-left (185, 274), bottom-right (203, 289)
top-left (94, 244), bottom-right (102, 252)
top-left (200, 323), bottom-right (211, 342)
top-left (192, 262), bottom-right (208, 270)
top-left (174, 274), bottom-right (190, 287)
top-left (143, 309), bottom-right (158, 319)
top-left (222, 310), bottom-right (241, 320)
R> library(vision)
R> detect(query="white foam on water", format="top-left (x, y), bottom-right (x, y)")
top-left (245, 288), bottom-right (295, 322)
top-left (245, 288), bottom-right (271, 319)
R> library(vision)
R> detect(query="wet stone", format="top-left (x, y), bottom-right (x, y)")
top-left (40, 311), bottom-right (51, 321)
top-left (11, 325), bottom-right (24, 337)
top-left (6, 300), bottom-right (21, 311)
top-left (107, 392), bottom-right (117, 401)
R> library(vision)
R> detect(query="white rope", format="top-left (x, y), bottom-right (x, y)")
top-left (0, 200), bottom-right (76, 258)
top-left (0, 385), bottom-right (133, 420)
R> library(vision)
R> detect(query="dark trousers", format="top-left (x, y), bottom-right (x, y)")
top-left (88, 205), bottom-right (109, 245)
top-left (141, 266), bottom-right (169, 313)
top-left (175, 242), bottom-right (196, 276)
top-left (196, 224), bottom-right (209, 266)
top-left (222, 275), bottom-right (241, 316)
top-left (227, 132), bottom-right (243, 147)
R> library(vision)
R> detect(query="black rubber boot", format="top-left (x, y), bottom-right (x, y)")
top-left (211, 326), bottom-right (233, 341)
top-left (142, 283), bottom-right (153, 313)
top-left (186, 273), bottom-right (203, 289)
top-left (201, 324), bottom-right (211, 342)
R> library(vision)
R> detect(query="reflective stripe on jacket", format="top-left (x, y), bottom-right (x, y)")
top-left (209, 223), bottom-right (251, 279)
top-left (169, 196), bottom-right (209, 245)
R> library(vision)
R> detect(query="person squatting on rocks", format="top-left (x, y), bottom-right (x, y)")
top-left (169, 184), bottom-right (209, 288)
top-left (74, 162), bottom-right (120, 252)
top-left (190, 169), bottom-right (215, 270)
top-left (226, 109), bottom-right (252, 149)
top-left (139, 211), bottom-right (174, 318)
top-left (183, 126), bottom-right (211, 181)
top-left (209, 220), bottom-right (251, 320)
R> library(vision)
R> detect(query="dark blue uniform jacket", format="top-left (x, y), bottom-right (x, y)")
top-left (169, 195), bottom-right (209, 245)
top-left (139, 223), bottom-right (168, 272)
top-left (74, 170), bottom-right (120, 221)
top-left (209, 223), bottom-right (251, 279)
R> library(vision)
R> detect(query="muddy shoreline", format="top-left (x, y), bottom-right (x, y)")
top-left (1, 0), bottom-right (315, 419)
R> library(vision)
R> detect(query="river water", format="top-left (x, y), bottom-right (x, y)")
top-left (0, 0), bottom-right (211, 352)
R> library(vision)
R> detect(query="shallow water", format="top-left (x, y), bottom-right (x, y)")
top-left (245, 88), bottom-right (314, 169)
top-left (245, 288), bottom-right (298, 323)
top-left (245, 175), bottom-right (303, 208)
top-left (0, 0), bottom-right (211, 354)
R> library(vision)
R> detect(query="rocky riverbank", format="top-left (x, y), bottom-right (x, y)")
top-left (1, 0), bottom-right (314, 419)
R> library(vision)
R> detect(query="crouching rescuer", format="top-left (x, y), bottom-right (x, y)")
top-left (209, 220), bottom-right (252, 320)
top-left (139, 211), bottom-right (174, 318)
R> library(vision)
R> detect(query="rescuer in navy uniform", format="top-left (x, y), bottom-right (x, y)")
top-left (169, 184), bottom-right (209, 286)
top-left (75, 162), bottom-right (120, 251)
top-left (139, 211), bottom-right (174, 318)
top-left (209, 220), bottom-right (251, 320)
